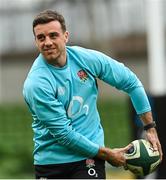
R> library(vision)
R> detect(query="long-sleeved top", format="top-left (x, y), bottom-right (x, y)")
top-left (23, 46), bottom-right (151, 165)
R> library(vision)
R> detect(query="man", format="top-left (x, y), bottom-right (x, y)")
top-left (23, 10), bottom-right (162, 179)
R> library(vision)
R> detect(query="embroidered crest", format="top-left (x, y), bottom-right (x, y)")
top-left (77, 69), bottom-right (88, 82)
top-left (86, 159), bottom-right (95, 168)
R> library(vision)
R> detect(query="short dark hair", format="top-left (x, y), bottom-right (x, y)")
top-left (33, 10), bottom-right (66, 34)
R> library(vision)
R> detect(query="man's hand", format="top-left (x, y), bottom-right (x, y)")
top-left (139, 112), bottom-right (163, 161)
top-left (97, 144), bottom-right (132, 167)
top-left (145, 127), bottom-right (163, 161)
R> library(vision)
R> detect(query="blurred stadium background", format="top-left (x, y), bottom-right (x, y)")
top-left (0, 0), bottom-right (165, 178)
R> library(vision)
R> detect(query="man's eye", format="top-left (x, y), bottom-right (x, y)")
top-left (37, 35), bottom-right (45, 41)
top-left (50, 32), bottom-right (59, 39)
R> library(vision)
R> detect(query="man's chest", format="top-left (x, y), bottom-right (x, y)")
top-left (51, 66), bottom-right (98, 113)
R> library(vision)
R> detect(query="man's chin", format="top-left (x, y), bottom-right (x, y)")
top-left (43, 54), bottom-right (58, 62)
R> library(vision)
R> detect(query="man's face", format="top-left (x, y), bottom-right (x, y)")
top-left (34, 20), bottom-right (69, 64)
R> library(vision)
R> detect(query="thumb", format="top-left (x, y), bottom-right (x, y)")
top-left (122, 144), bottom-right (133, 153)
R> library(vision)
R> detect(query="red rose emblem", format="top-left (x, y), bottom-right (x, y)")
top-left (77, 70), bottom-right (88, 82)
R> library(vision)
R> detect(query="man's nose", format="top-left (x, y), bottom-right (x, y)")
top-left (45, 37), bottom-right (53, 46)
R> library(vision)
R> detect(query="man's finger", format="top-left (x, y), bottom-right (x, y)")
top-left (122, 144), bottom-right (133, 153)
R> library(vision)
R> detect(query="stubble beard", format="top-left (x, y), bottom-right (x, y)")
top-left (43, 48), bottom-right (66, 67)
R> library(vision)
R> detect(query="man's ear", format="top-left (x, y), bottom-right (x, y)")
top-left (64, 31), bottom-right (69, 43)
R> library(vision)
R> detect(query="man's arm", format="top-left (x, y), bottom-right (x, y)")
top-left (139, 111), bottom-right (163, 160)
top-left (96, 145), bottom-right (132, 167)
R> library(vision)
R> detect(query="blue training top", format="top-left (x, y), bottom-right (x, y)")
top-left (23, 46), bottom-right (151, 165)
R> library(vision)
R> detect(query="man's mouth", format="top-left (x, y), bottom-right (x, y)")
top-left (44, 48), bottom-right (55, 52)
top-left (43, 49), bottom-right (57, 55)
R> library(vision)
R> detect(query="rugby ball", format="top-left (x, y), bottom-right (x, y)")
top-left (124, 139), bottom-right (161, 177)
